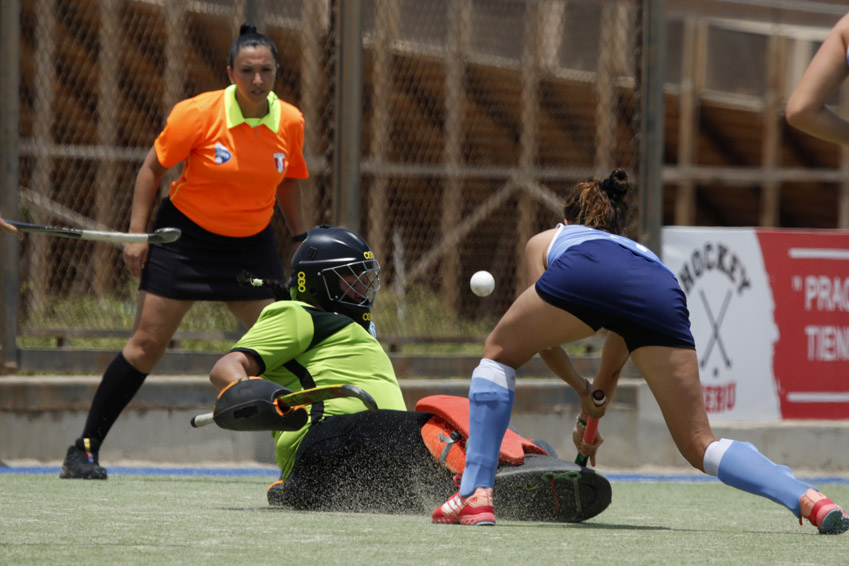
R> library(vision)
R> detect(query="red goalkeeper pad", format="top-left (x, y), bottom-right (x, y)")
top-left (417, 395), bottom-right (548, 474)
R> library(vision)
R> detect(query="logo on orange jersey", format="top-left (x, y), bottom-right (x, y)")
top-left (273, 152), bottom-right (286, 173)
top-left (214, 142), bottom-right (232, 164)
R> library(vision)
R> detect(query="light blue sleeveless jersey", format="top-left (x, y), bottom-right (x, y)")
top-left (544, 223), bottom-right (672, 275)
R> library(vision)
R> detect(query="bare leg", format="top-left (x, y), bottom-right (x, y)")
top-left (483, 286), bottom-right (594, 366)
top-left (226, 298), bottom-right (274, 329)
top-left (66, 293), bottom-right (194, 474)
top-left (460, 287), bottom-right (594, 495)
top-left (630, 345), bottom-right (848, 533)
top-left (122, 291), bottom-right (194, 373)
top-left (629, 346), bottom-right (716, 471)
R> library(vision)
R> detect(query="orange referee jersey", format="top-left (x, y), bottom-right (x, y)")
top-left (154, 85), bottom-right (309, 237)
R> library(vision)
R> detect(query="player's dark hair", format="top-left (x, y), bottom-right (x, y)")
top-left (228, 23), bottom-right (279, 68)
top-left (561, 168), bottom-right (632, 235)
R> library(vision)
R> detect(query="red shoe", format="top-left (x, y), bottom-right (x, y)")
top-left (432, 487), bottom-right (496, 525)
top-left (800, 489), bottom-right (849, 535)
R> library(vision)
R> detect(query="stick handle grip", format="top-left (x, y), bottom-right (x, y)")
top-left (574, 389), bottom-right (606, 466)
top-left (190, 412), bottom-right (215, 428)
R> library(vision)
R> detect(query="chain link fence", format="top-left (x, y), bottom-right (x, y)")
top-left (3, 0), bottom-right (643, 366)
top-left (9, 0), bottom-right (338, 358)
top-left (1, 0), bottom-right (845, 372)
top-left (360, 0), bottom-right (642, 341)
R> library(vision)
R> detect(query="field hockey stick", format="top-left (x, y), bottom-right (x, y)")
top-left (190, 383), bottom-right (379, 428)
top-left (575, 389), bottom-right (607, 466)
top-left (6, 221), bottom-right (181, 244)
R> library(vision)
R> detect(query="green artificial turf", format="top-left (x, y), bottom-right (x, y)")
top-left (0, 474), bottom-right (846, 566)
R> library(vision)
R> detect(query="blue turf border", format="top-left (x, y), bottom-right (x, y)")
top-left (1, 465), bottom-right (848, 484)
top-left (0, 466), bottom-right (280, 477)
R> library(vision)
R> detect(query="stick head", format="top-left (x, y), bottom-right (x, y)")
top-left (339, 384), bottom-right (379, 412)
top-left (151, 228), bottom-right (182, 243)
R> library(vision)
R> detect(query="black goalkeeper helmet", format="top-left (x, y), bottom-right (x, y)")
top-left (288, 225), bottom-right (380, 329)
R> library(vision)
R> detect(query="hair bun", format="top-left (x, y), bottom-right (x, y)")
top-left (601, 168), bottom-right (629, 201)
top-left (240, 23), bottom-right (258, 36)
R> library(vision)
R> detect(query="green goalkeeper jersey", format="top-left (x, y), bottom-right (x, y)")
top-left (229, 300), bottom-right (407, 479)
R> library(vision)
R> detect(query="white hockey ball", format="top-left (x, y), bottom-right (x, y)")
top-left (470, 270), bottom-right (495, 297)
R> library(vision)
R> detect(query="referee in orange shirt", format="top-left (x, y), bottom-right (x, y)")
top-left (60, 23), bottom-right (309, 479)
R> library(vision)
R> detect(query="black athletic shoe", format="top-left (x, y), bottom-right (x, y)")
top-left (59, 438), bottom-right (107, 480)
top-left (267, 479), bottom-right (286, 506)
top-left (493, 454), bottom-right (611, 523)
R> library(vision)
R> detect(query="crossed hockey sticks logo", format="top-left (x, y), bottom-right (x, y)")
top-left (699, 289), bottom-right (732, 370)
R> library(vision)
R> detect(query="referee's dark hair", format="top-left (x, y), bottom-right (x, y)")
top-left (229, 23), bottom-right (279, 68)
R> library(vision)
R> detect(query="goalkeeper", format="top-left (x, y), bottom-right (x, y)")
top-left (207, 225), bottom-right (609, 519)
top-left (209, 225), bottom-right (409, 485)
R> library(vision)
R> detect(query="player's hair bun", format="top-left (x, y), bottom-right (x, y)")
top-left (600, 168), bottom-right (629, 202)
top-left (240, 23), bottom-right (259, 36)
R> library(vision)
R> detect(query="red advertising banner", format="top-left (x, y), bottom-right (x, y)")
top-left (663, 227), bottom-right (849, 421)
top-left (757, 230), bottom-right (849, 419)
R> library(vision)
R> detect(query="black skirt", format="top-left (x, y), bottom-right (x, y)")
top-left (139, 198), bottom-right (285, 301)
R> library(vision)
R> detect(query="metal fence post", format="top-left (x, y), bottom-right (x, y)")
top-left (638, 0), bottom-right (666, 256)
top-left (0, 0), bottom-right (21, 373)
top-left (333, 0), bottom-right (363, 230)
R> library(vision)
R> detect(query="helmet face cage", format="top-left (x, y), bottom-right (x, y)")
top-left (319, 259), bottom-right (381, 308)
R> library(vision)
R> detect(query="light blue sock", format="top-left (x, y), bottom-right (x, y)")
top-left (704, 439), bottom-right (815, 518)
top-left (459, 359), bottom-right (516, 497)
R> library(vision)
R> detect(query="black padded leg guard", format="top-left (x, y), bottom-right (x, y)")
top-left (270, 410), bottom-right (455, 514)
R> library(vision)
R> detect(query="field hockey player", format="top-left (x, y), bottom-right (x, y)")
top-left (432, 169), bottom-right (849, 534)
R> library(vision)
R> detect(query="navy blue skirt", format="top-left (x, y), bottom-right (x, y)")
top-left (139, 198), bottom-right (285, 301)
top-left (535, 239), bottom-right (695, 351)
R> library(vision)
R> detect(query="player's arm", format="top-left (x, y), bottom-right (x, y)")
top-left (210, 350), bottom-right (262, 391)
top-left (540, 346), bottom-right (604, 418)
top-left (275, 177), bottom-right (306, 244)
top-left (786, 13), bottom-right (849, 145)
top-left (592, 331), bottom-right (629, 405)
top-left (205, 305), bottom-right (311, 430)
top-left (124, 147), bottom-right (168, 276)
top-left (572, 332), bottom-right (628, 465)
top-left (524, 229), bottom-right (552, 284)
top-left (210, 302), bottom-right (311, 391)
top-left (563, 331), bottom-right (625, 466)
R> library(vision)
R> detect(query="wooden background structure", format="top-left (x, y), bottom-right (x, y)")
top-left (1, 0), bottom-right (848, 374)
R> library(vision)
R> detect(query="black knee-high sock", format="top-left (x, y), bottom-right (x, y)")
top-left (80, 352), bottom-right (148, 443)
